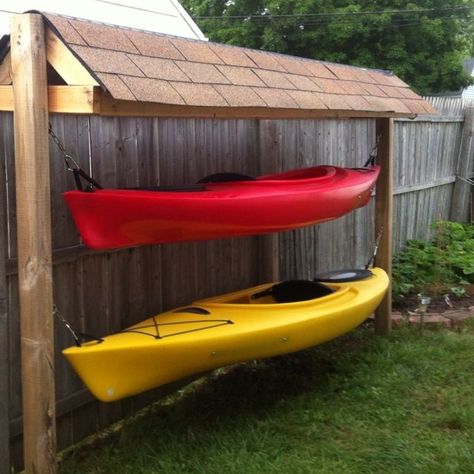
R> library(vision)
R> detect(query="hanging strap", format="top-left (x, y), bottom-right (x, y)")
top-left (53, 305), bottom-right (103, 347)
top-left (48, 123), bottom-right (103, 191)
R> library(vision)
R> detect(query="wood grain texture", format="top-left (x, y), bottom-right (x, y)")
top-left (374, 118), bottom-right (393, 335)
top-left (11, 13), bottom-right (57, 473)
top-left (0, 109), bottom-right (10, 474)
top-left (450, 106), bottom-right (474, 222)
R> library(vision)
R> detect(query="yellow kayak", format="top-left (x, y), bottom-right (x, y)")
top-left (63, 268), bottom-right (388, 402)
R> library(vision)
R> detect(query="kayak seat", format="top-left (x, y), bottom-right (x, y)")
top-left (197, 172), bottom-right (255, 183)
top-left (252, 280), bottom-right (334, 303)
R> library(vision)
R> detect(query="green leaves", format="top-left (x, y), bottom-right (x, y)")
top-left (392, 221), bottom-right (474, 300)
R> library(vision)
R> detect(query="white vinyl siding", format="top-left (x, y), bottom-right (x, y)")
top-left (0, 0), bottom-right (205, 39)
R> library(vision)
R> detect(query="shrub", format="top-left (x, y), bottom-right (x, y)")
top-left (392, 221), bottom-right (474, 300)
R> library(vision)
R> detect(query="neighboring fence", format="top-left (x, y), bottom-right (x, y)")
top-left (0, 96), bottom-right (472, 471)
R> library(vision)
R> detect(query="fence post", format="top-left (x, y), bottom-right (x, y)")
top-left (0, 115), bottom-right (10, 474)
top-left (450, 105), bottom-right (474, 222)
top-left (374, 118), bottom-right (393, 335)
top-left (11, 13), bottom-right (57, 473)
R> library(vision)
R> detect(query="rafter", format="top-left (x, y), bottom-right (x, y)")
top-left (46, 29), bottom-right (98, 86)
top-left (0, 53), bottom-right (11, 85)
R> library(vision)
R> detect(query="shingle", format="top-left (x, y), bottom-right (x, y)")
top-left (245, 51), bottom-right (286, 72)
top-left (254, 70), bottom-right (296, 89)
top-left (359, 82), bottom-right (387, 97)
top-left (68, 18), bottom-right (139, 53)
top-left (45, 14), bottom-right (87, 45)
top-left (128, 55), bottom-right (189, 81)
top-left (338, 81), bottom-right (368, 96)
top-left (319, 94), bottom-right (352, 110)
top-left (285, 90), bottom-right (328, 109)
top-left (363, 96), bottom-right (410, 113)
top-left (368, 70), bottom-right (406, 87)
top-left (402, 99), bottom-right (436, 115)
top-left (362, 96), bottom-right (390, 112)
top-left (342, 95), bottom-right (372, 111)
top-left (312, 77), bottom-right (346, 94)
top-left (96, 73), bottom-right (135, 100)
top-left (353, 68), bottom-right (379, 84)
top-left (377, 85), bottom-right (408, 99)
top-left (286, 74), bottom-right (322, 92)
top-left (398, 87), bottom-right (422, 100)
top-left (216, 65), bottom-right (265, 87)
top-left (126, 30), bottom-right (184, 60)
top-left (120, 76), bottom-right (185, 104)
top-left (380, 98), bottom-right (412, 114)
top-left (171, 38), bottom-right (223, 64)
top-left (253, 88), bottom-right (299, 108)
top-left (209, 44), bottom-right (257, 67)
top-left (214, 85), bottom-right (267, 107)
top-left (71, 45), bottom-right (143, 76)
top-left (381, 73), bottom-right (409, 88)
top-left (175, 62), bottom-right (230, 84)
top-left (326, 63), bottom-right (359, 81)
top-left (302, 61), bottom-right (337, 79)
top-left (275, 56), bottom-right (313, 76)
top-left (170, 82), bottom-right (228, 107)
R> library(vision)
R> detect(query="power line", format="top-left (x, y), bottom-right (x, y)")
top-left (298, 11), bottom-right (472, 28)
top-left (194, 5), bottom-right (473, 21)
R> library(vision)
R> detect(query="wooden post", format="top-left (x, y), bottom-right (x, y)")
top-left (0, 121), bottom-right (10, 473)
top-left (374, 118), bottom-right (393, 335)
top-left (450, 105), bottom-right (474, 222)
top-left (11, 14), bottom-right (57, 473)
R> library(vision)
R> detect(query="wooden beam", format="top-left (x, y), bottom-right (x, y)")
top-left (450, 105), bottom-right (474, 222)
top-left (46, 28), bottom-right (98, 86)
top-left (11, 13), bottom-right (57, 473)
top-left (0, 85), bottom-right (101, 113)
top-left (374, 118), bottom-right (393, 335)
top-left (99, 95), bottom-right (416, 120)
top-left (0, 53), bottom-right (12, 85)
top-left (0, 114), bottom-right (10, 474)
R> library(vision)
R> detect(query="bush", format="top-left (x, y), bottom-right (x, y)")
top-left (392, 221), bottom-right (474, 300)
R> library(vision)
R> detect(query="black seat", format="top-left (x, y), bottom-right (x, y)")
top-left (252, 280), bottom-right (334, 303)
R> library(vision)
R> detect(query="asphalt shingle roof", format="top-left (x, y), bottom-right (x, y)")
top-left (43, 13), bottom-right (435, 116)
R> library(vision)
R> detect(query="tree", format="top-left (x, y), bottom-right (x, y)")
top-left (181, 0), bottom-right (474, 94)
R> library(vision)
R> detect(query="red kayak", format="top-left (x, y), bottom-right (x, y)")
top-left (63, 165), bottom-right (380, 250)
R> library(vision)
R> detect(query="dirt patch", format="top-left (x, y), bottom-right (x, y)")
top-left (393, 285), bottom-right (474, 314)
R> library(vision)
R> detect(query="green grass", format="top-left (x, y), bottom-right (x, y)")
top-left (60, 321), bottom-right (474, 474)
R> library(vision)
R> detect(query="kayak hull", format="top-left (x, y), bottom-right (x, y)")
top-left (64, 165), bottom-right (380, 250)
top-left (63, 268), bottom-right (389, 402)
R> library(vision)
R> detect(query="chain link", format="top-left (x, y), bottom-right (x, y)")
top-left (48, 123), bottom-right (81, 171)
top-left (53, 304), bottom-right (81, 347)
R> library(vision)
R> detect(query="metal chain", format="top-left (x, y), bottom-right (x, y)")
top-left (48, 123), bottom-right (81, 171)
top-left (53, 304), bottom-right (82, 347)
top-left (363, 133), bottom-right (381, 168)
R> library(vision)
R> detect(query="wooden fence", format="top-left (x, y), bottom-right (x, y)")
top-left (0, 96), bottom-right (472, 471)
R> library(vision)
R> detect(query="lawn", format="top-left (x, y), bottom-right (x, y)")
top-left (60, 320), bottom-right (474, 474)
